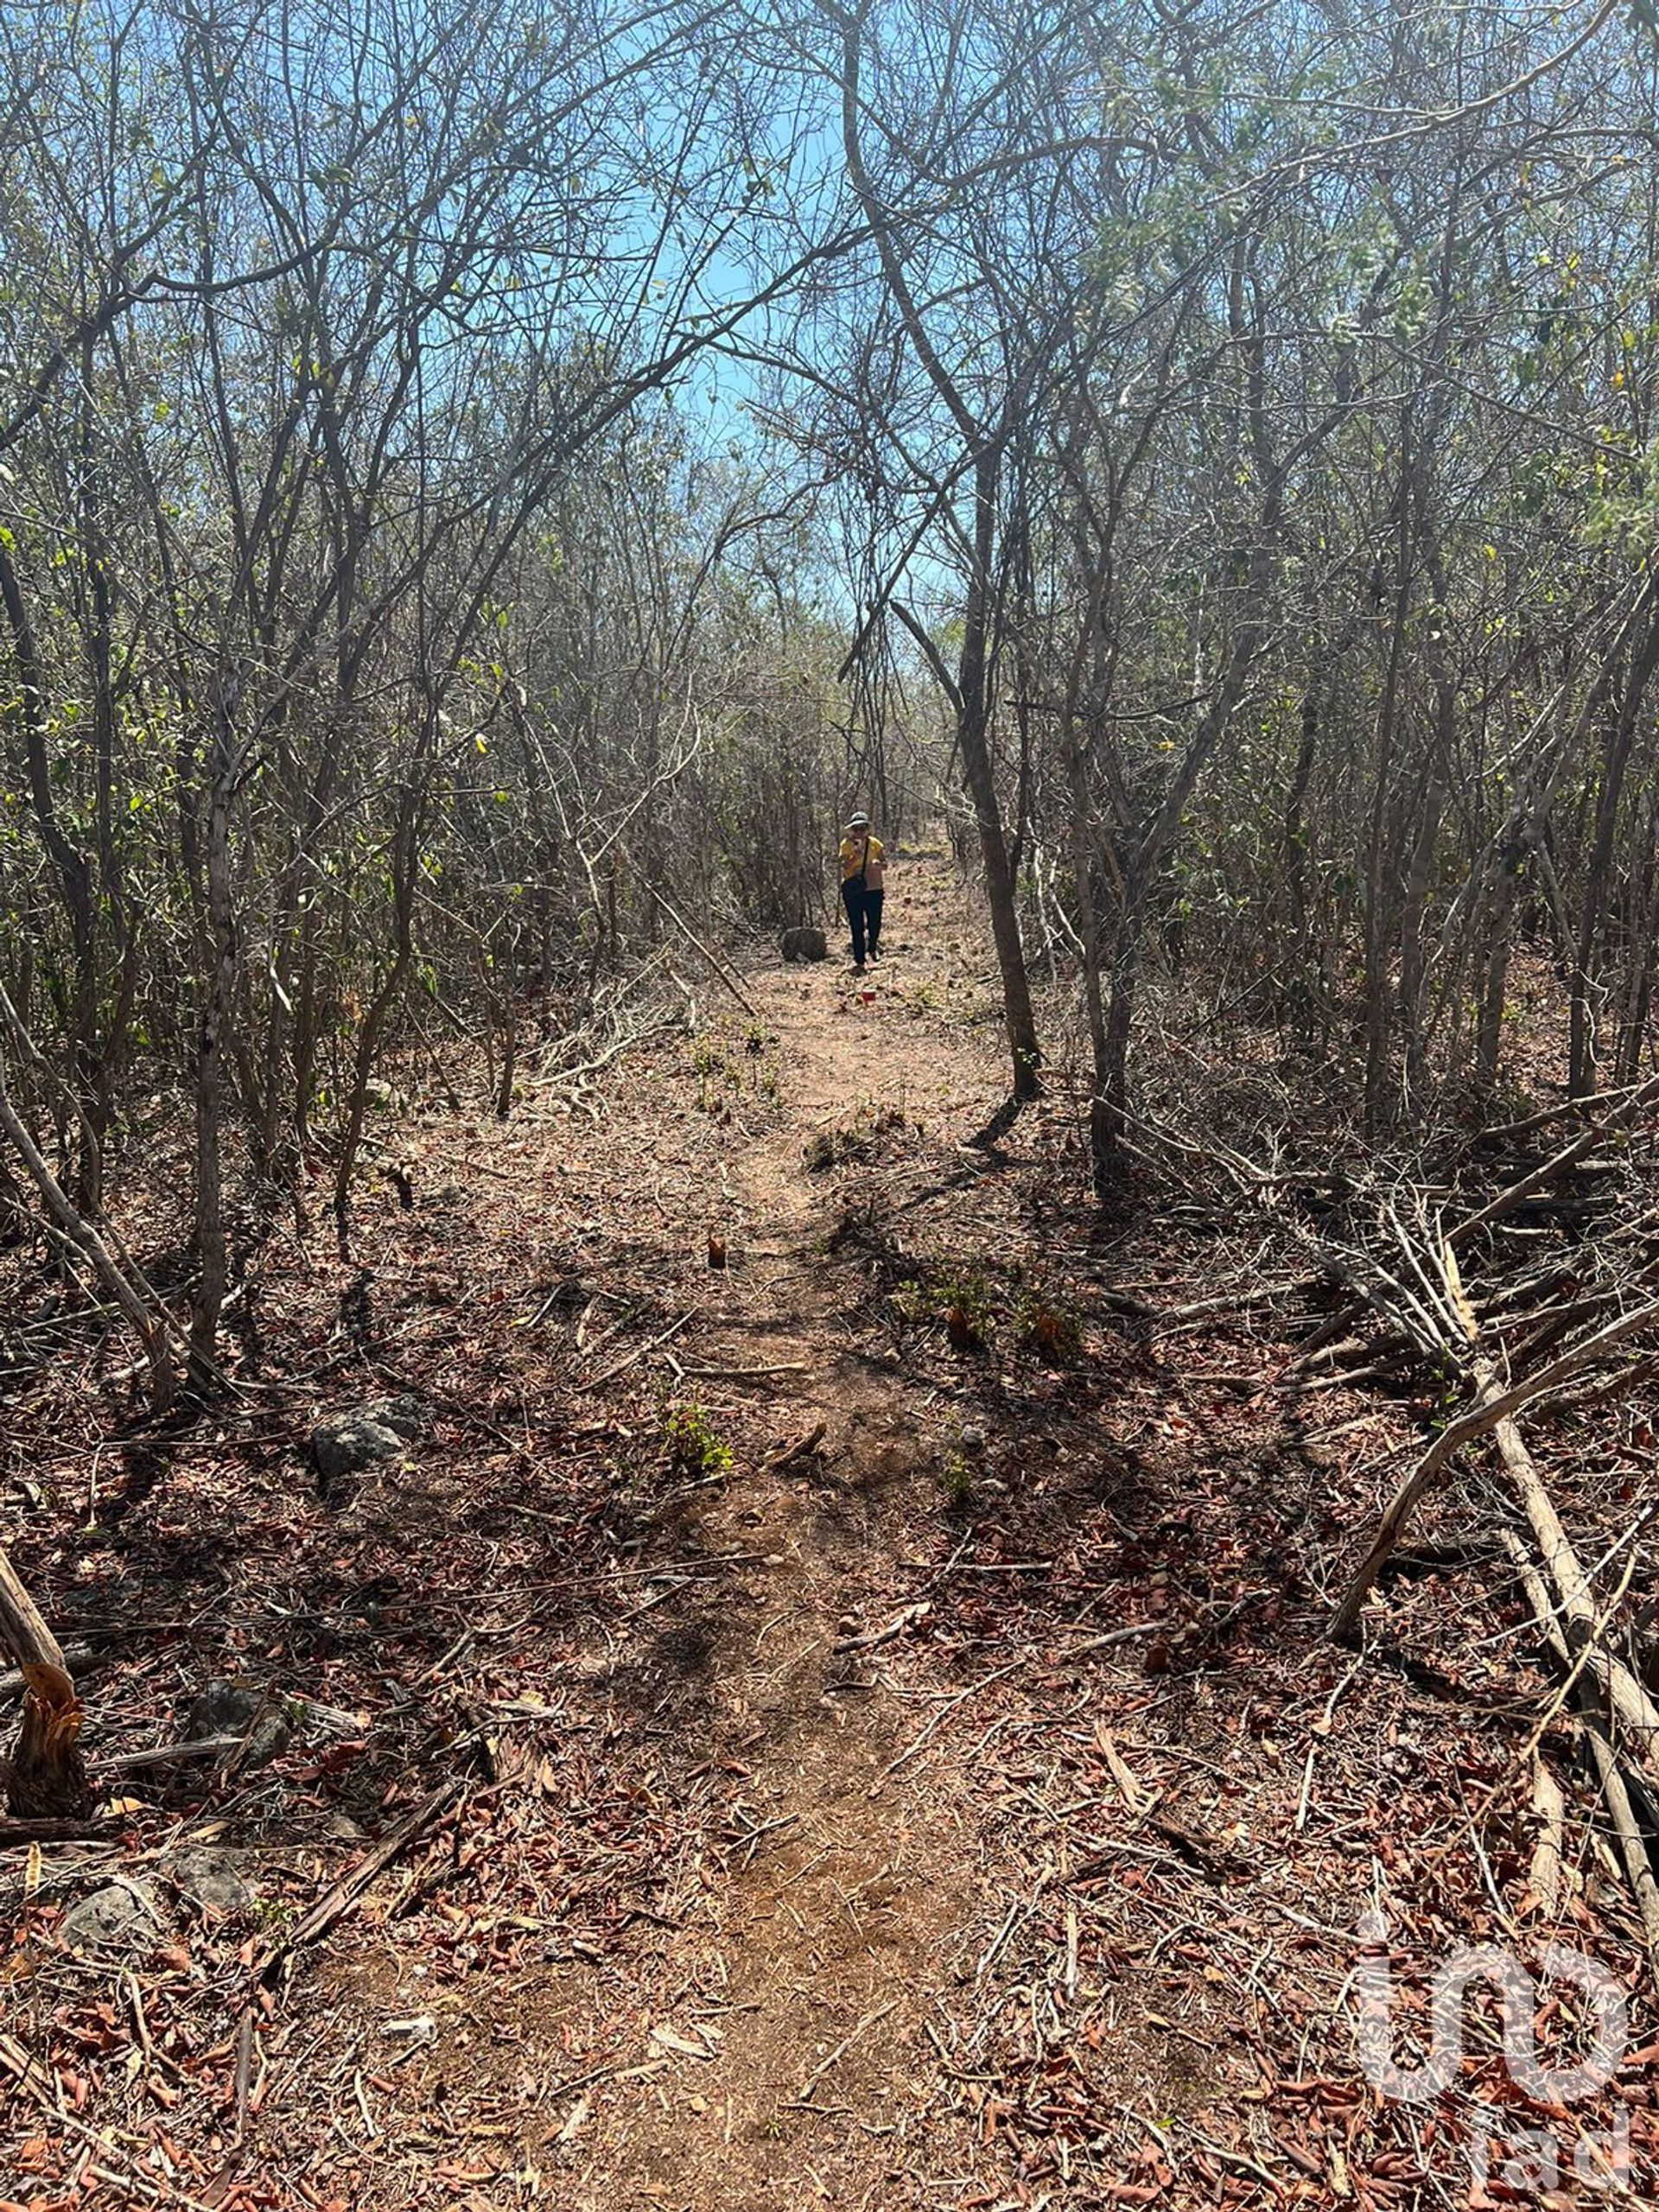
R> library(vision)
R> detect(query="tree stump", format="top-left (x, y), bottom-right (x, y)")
top-left (0, 1547), bottom-right (92, 1819)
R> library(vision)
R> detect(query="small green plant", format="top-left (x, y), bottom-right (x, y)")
top-left (1014, 1287), bottom-right (1082, 1366)
top-left (888, 1266), bottom-right (996, 1349)
top-left (938, 1268), bottom-right (994, 1351)
top-left (690, 1038), bottom-right (739, 1111)
top-left (939, 1451), bottom-right (978, 1507)
top-left (887, 1279), bottom-right (933, 1326)
top-left (744, 1024), bottom-right (780, 1096)
top-left (659, 1395), bottom-right (734, 1480)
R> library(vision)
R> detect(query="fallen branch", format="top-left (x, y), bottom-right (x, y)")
top-left (880, 1657), bottom-right (1027, 1777)
top-left (255, 1778), bottom-right (461, 1983)
top-left (590, 1309), bottom-right (695, 1388)
top-left (679, 1359), bottom-right (810, 1379)
top-left (1331, 1304), bottom-right (1659, 1639)
top-left (1528, 1752), bottom-right (1565, 1916)
top-left (834, 1603), bottom-right (931, 1655)
top-left (1491, 1421), bottom-right (1659, 1755)
top-left (0, 1815), bottom-right (118, 1846)
top-left (0, 1641), bottom-right (93, 1703)
top-left (1497, 1523), bottom-right (1659, 1980)
top-left (1066, 1621), bottom-right (1166, 1656)
top-left (1584, 1726), bottom-right (1659, 1986)
top-left (99, 1733), bottom-right (249, 1772)
top-left (1449, 1070), bottom-right (1659, 1250)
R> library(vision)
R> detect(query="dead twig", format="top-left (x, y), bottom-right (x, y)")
top-left (834, 1603), bottom-right (930, 1655)
top-left (255, 1778), bottom-right (461, 1983)
top-left (786, 1999), bottom-right (900, 2107)
top-left (767, 1419), bottom-right (828, 1471)
top-left (590, 1309), bottom-right (696, 1388)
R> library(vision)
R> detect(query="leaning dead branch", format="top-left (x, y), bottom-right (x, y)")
top-left (0, 1073), bottom-right (186, 1408)
top-left (629, 856), bottom-right (758, 1016)
top-left (1502, 1524), bottom-right (1659, 1979)
top-left (1491, 1419), bottom-right (1659, 1753)
top-left (1584, 1727), bottom-right (1659, 1985)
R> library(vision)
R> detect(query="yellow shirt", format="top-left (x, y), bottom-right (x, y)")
top-left (839, 833), bottom-right (884, 884)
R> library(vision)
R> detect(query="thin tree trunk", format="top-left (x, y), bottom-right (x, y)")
top-left (958, 452), bottom-right (1040, 1098)
top-left (1474, 864), bottom-right (1519, 1095)
top-left (1062, 724), bottom-right (1112, 1190)
top-left (191, 701), bottom-right (239, 1384)
top-left (1399, 676), bottom-right (1452, 1110)
top-left (1099, 892), bottom-right (1146, 1167)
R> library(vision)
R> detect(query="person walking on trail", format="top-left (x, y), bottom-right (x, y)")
top-left (839, 811), bottom-right (886, 973)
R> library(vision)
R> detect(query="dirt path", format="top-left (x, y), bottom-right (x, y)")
top-left (574, 858), bottom-right (1000, 2209)
top-left (3, 855), bottom-right (1029, 2212)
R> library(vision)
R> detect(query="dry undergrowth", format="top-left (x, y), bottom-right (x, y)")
top-left (3, 855), bottom-right (1657, 2210)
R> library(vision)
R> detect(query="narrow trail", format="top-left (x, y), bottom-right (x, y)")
top-left (575, 857), bottom-right (999, 2209)
top-left (3, 855), bottom-right (1046, 2212)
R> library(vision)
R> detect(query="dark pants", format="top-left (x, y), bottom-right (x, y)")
top-left (842, 880), bottom-right (883, 965)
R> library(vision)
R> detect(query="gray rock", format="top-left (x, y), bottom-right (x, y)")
top-left (180, 1680), bottom-right (292, 1770)
top-left (781, 926), bottom-right (829, 963)
top-left (310, 1412), bottom-right (400, 1477)
top-left (309, 1395), bottom-right (420, 1478)
top-left (360, 1394), bottom-right (422, 1441)
top-left (169, 1848), bottom-right (254, 1919)
top-left (60, 1881), bottom-right (162, 1955)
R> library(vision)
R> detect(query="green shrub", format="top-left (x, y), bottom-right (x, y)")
top-left (659, 1396), bottom-right (734, 1479)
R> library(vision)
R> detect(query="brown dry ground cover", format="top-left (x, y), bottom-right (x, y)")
top-left (3, 848), bottom-right (1656, 2211)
